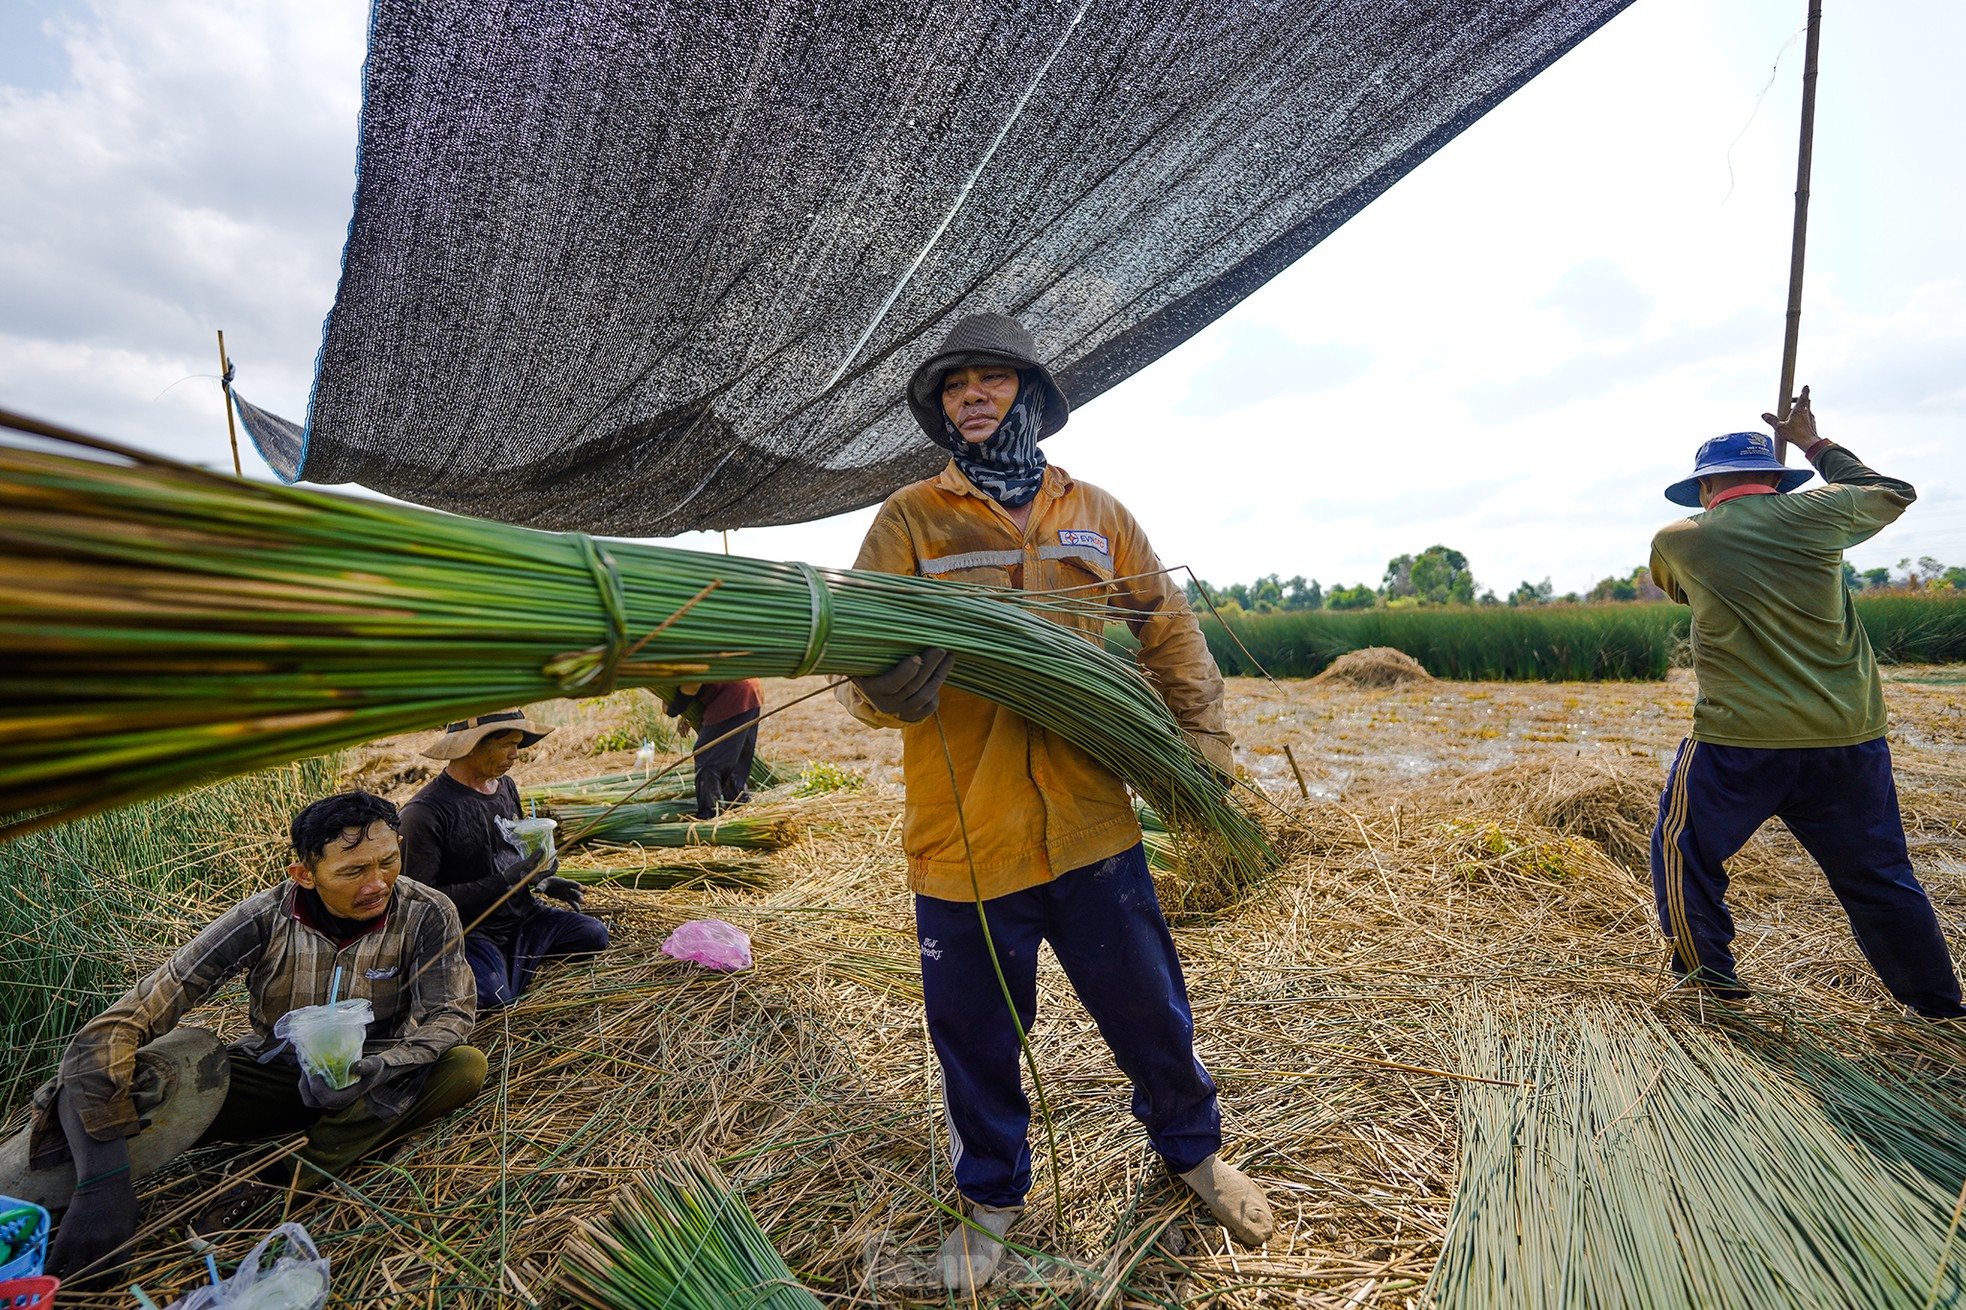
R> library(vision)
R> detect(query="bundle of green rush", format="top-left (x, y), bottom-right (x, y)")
top-left (548, 795), bottom-right (703, 826)
top-left (1136, 801), bottom-right (1180, 873)
top-left (551, 802), bottom-right (797, 851)
top-left (1433, 1000), bottom-right (1966, 1310)
top-left (560, 1152), bottom-right (823, 1310)
top-left (0, 414), bottom-right (1270, 890)
top-left (537, 759), bottom-right (785, 806)
top-left (559, 852), bottom-right (777, 892)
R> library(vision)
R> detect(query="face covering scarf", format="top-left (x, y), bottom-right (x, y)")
top-left (939, 372), bottom-right (1049, 508)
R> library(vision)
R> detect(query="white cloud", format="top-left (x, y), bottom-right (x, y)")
top-left (1536, 258), bottom-right (1656, 341)
top-left (0, 0), bottom-right (364, 472)
top-left (1175, 325), bottom-right (1374, 417)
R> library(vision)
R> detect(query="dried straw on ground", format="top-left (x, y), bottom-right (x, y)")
top-left (1311, 647), bottom-right (1434, 688)
top-left (12, 673), bottom-right (1966, 1308)
top-left (1443, 757), bottom-right (1662, 872)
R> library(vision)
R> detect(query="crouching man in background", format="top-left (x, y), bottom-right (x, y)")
top-left (0, 791), bottom-right (484, 1288)
top-left (664, 680), bottom-right (763, 819)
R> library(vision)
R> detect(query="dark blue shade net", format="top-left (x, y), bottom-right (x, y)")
top-left (237, 0), bottom-right (1632, 534)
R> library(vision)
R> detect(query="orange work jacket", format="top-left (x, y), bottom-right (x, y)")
top-left (839, 460), bottom-right (1234, 901)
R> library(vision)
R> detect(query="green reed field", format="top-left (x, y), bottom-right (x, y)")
top-left (1192, 595), bottom-right (1966, 680)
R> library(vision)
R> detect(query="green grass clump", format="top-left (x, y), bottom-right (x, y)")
top-left (589, 689), bottom-right (681, 754)
top-left (0, 756), bottom-right (340, 1111)
top-left (1187, 595), bottom-right (1966, 681)
top-left (792, 761), bottom-right (864, 796)
top-left (560, 1152), bottom-right (823, 1310)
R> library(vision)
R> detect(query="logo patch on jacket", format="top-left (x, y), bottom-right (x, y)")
top-left (1057, 529), bottom-right (1109, 553)
top-left (364, 966), bottom-right (400, 980)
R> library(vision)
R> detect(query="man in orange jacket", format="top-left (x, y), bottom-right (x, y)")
top-left (840, 312), bottom-right (1272, 1291)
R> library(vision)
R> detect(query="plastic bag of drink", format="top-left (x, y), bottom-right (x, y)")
top-left (497, 815), bottom-right (558, 864)
top-left (660, 919), bottom-right (752, 971)
top-left (166, 1222), bottom-right (329, 1309)
top-left (273, 999), bottom-right (373, 1090)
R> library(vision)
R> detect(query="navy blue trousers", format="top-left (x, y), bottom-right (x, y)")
top-left (695, 710), bottom-right (759, 819)
top-left (465, 906), bottom-right (610, 1011)
top-left (916, 843), bottom-right (1221, 1209)
top-left (1651, 736), bottom-right (1963, 1017)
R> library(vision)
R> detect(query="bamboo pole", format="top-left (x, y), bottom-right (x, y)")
top-left (1283, 742), bottom-right (1311, 800)
top-left (1773, 0), bottom-right (1824, 459)
top-left (215, 329), bottom-right (242, 476)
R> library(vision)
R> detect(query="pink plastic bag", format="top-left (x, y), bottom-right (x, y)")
top-left (660, 918), bottom-right (752, 971)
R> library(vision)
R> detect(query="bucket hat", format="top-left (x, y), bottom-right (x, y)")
top-left (1665, 431), bottom-right (1814, 506)
top-left (906, 312), bottom-right (1070, 446)
top-left (0, 1027), bottom-right (230, 1210)
top-left (420, 708), bottom-right (551, 760)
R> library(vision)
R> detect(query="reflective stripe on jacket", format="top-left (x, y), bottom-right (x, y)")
top-left (839, 461), bottom-right (1233, 901)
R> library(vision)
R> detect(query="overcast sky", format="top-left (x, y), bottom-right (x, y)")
top-left (3, 0), bottom-right (1961, 597)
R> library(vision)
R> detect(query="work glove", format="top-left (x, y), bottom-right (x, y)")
top-left (536, 875), bottom-right (586, 908)
top-left (47, 1087), bottom-right (140, 1289)
top-left (299, 1055), bottom-right (382, 1112)
top-left (853, 648), bottom-right (955, 723)
top-left (502, 845), bottom-right (559, 890)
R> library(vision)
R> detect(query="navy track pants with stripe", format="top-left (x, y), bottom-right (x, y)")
top-left (915, 843), bottom-right (1221, 1209)
top-left (1650, 736), bottom-right (1963, 1017)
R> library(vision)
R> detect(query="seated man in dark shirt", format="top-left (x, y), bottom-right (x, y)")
top-left (399, 709), bottom-right (610, 1009)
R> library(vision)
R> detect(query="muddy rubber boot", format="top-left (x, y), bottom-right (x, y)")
top-left (1178, 1154), bottom-right (1274, 1246)
top-left (938, 1203), bottom-right (1021, 1293)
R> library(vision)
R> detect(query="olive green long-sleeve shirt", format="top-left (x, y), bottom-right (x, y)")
top-left (1648, 442), bottom-right (1912, 748)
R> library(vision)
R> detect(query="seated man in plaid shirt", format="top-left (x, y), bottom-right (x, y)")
top-left (4, 791), bottom-right (484, 1287)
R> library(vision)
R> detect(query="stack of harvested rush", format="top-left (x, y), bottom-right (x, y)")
top-left (560, 1153), bottom-right (824, 1310)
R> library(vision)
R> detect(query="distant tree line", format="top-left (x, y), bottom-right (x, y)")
top-left (1190, 549), bottom-right (1966, 615)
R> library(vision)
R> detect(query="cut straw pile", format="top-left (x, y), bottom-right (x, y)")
top-left (0, 415), bottom-right (1270, 890)
top-left (1310, 646), bottom-right (1434, 688)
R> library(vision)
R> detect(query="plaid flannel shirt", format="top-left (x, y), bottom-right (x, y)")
top-left (35, 877), bottom-right (475, 1159)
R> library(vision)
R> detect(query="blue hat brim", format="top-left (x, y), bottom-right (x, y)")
top-left (1665, 464), bottom-right (1814, 507)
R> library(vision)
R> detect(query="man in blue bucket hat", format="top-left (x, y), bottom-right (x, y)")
top-left (1647, 386), bottom-right (1963, 1017)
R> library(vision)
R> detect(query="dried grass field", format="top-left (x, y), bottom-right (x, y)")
top-left (11, 668), bottom-right (1966, 1308)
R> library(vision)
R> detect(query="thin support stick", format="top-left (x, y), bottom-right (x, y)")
top-left (1774, 0), bottom-right (1823, 457)
top-left (216, 330), bottom-right (243, 477)
top-left (1282, 743), bottom-right (1311, 801)
top-left (932, 709), bottom-right (1068, 1238)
